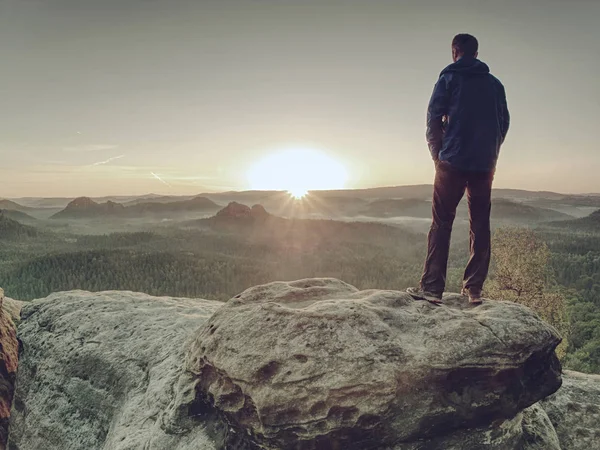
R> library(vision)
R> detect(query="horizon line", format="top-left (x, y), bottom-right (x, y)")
top-left (5, 184), bottom-right (600, 200)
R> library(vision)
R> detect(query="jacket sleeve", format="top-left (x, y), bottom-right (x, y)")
top-left (497, 82), bottom-right (510, 144)
top-left (426, 74), bottom-right (451, 161)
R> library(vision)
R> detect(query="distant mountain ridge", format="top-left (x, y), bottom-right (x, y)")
top-left (10, 185), bottom-right (600, 210)
top-left (325, 197), bottom-right (571, 222)
top-left (194, 202), bottom-right (421, 251)
top-left (126, 196), bottom-right (218, 214)
top-left (51, 196), bottom-right (220, 219)
top-left (11, 188), bottom-right (579, 224)
top-left (123, 195), bottom-right (195, 207)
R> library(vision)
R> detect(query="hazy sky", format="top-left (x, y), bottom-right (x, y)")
top-left (1, 0), bottom-right (599, 197)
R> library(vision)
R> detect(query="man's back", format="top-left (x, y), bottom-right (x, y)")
top-left (427, 56), bottom-right (509, 173)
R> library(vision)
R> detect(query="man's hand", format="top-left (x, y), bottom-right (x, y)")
top-left (426, 75), bottom-right (451, 161)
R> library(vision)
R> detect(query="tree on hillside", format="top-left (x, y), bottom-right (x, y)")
top-left (486, 227), bottom-right (569, 358)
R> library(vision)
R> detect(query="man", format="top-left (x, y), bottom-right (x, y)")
top-left (408, 33), bottom-right (509, 305)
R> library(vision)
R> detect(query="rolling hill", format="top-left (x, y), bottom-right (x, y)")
top-left (526, 195), bottom-right (600, 209)
top-left (0, 209), bottom-right (37, 224)
top-left (348, 197), bottom-right (571, 223)
top-left (0, 199), bottom-right (33, 212)
top-left (356, 199), bottom-right (432, 218)
top-left (487, 198), bottom-right (573, 222)
top-left (546, 209), bottom-right (600, 232)
top-left (128, 196), bottom-right (220, 215)
top-left (0, 213), bottom-right (38, 239)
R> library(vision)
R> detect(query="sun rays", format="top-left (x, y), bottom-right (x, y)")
top-left (247, 148), bottom-right (348, 198)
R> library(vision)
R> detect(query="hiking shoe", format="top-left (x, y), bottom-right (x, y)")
top-left (461, 287), bottom-right (482, 305)
top-left (406, 287), bottom-right (443, 304)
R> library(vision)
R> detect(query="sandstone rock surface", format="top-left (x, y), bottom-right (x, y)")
top-left (1, 297), bottom-right (23, 325)
top-left (9, 290), bottom-right (224, 450)
top-left (185, 278), bottom-right (562, 449)
top-left (540, 370), bottom-right (600, 450)
top-left (9, 280), bottom-right (567, 450)
top-left (390, 403), bottom-right (560, 450)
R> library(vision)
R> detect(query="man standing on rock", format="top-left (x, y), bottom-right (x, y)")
top-left (408, 34), bottom-right (510, 305)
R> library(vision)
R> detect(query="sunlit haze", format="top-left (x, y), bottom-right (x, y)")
top-left (247, 148), bottom-right (348, 198)
top-left (1, 0), bottom-right (599, 198)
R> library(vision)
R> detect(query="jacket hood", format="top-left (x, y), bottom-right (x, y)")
top-left (440, 57), bottom-right (490, 76)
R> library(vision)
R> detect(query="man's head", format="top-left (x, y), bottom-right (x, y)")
top-left (452, 34), bottom-right (478, 62)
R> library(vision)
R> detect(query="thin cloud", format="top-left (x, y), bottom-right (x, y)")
top-left (91, 154), bottom-right (125, 166)
top-left (63, 144), bottom-right (118, 153)
top-left (151, 172), bottom-right (172, 187)
top-left (169, 175), bottom-right (218, 181)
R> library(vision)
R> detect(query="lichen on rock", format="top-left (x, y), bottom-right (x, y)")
top-left (9, 290), bottom-right (224, 450)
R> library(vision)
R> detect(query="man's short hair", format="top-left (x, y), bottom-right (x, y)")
top-left (452, 34), bottom-right (478, 57)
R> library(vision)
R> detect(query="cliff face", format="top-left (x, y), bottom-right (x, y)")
top-left (0, 289), bottom-right (19, 450)
top-left (4, 280), bottom-right (597, 449)
top-left (540, 370), bottom-right (600, 450)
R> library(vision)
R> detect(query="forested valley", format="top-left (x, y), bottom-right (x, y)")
top-left (1, 196), bottom-right (600, 373)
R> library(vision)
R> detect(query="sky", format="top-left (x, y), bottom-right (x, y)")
top-left (1, 0), bottom-right (599, 197)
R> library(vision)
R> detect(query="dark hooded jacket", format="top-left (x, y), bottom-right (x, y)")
top-left (426, 57), bottom-right (509, 172)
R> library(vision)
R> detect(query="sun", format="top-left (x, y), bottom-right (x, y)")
top-left (288, 187), bottom-right (308, 199)
top-left (247, 148), bottom-right (348, 198)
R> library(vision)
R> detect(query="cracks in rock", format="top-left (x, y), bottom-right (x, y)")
top-left (472, 317), bottom-right (510, 349)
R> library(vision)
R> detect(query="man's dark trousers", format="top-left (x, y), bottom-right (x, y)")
top-left (420, 161), bottom-right (494, 297)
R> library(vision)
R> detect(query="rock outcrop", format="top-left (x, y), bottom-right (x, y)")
top-left (51, 196), bottom-right (126, 219)
top-left (215, 202), bottom-right (270, 220)
top-left (185, 278), bottom-right (562, 449)
top-left (0, 289), bottom-right (19, 450)
top-left (540, 370), bottom-right (600, 450)
top-left (9, 280), bottom-right (567, 449)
